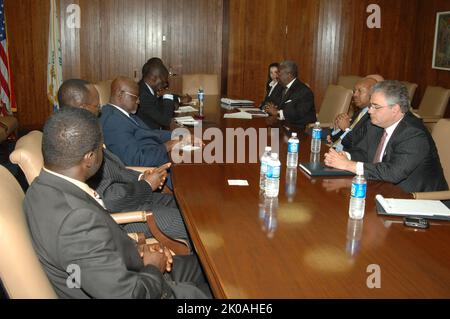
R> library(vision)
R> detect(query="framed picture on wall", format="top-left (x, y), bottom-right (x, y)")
top-left (432, 11), bottom-right (450, 71)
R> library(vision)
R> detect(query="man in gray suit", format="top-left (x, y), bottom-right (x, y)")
top-left (57, 79), bottom-right (187, 240)
top-left (24, 107), bottom-right (210, 298)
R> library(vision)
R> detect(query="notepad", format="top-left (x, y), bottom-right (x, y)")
top-left (375, 194), bottom-right (450, 219)
top-left (223, 111), bottom-right (252, 119)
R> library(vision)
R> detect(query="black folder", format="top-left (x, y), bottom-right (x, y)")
top-left (299, 162), bottom-right (355, 177)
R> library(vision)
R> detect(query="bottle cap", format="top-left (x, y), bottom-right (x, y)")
top-left (265, 146), bottom-right (272, 152)
top-left (291, 132), bottom-right (297, 138)
top-left (315, 121), bottom-right (320, 125)
top-left (271, 153), bottom-right (279, 160)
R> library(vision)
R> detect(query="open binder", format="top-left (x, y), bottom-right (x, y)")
top-left (375, 194), bottom-right (450, 221)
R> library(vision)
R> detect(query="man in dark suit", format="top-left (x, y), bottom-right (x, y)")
top-left (58, 79), bottom-right (187, 240)
top-left (324, 80), bottom-right (448, 193)
top-left (264, 60), bottom-right (317, 129)
top-left (24, 107), bottom-right (210, 298)
top-left (100, 76), bottom-right (179, 168)
top-left (329, 77), bottom-right (378, 151)
top-left (137, 58), bottom-right (191, 130)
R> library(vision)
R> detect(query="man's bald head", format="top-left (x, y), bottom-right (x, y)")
top-left (110, 76), bottom-right (140, 114)
top-left (353, 77), bottom-right (377, 108)
top-left (365, 74), bottom-right (384, 83)
top-left (57, 79), bottom-right (100, 116)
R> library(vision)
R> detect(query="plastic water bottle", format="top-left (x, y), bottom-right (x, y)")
top-left (197, 87), bottom-right (205, 119)
top-left (259, 146), bottom-right (272, 191)
top-left (311, 122), bottom-right (322, 153)
top-left (286, 132), bottom-right (299, 168)
top-left (348, 168), bottom-right (367, 219)
top-left (265, 153), bottom-right (281, 198)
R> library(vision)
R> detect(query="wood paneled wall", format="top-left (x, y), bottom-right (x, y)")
top-left (60, 0), bottom-right (223, 94)
top-left (227, 0), bottom-right (450, 113)
top-left (413, 0), bottom-right (450, 117)
top-left (5, 0), bottom-right (52, 131)
top-left (4, 0), bottom-right (450, 130)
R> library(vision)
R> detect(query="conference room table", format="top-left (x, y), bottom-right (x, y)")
top-left (170, 96), bottom-right (450, 298)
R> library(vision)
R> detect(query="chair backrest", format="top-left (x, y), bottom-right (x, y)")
top-left (9, 131), bottom-right (43, 185)
top-left (318, 85), bottom-right (353, 124)
top-left (0, 165), bottom-right (57, 298)
top-left (417, 86), bottom-right (450, 117)
top-left (401, 81), bottom-right (418, 103)
top-left (432, 119), bottom-right (450, 185)
top-left (94, 80), bottom-right (113, 106)
top-left (182, 74), bottom-right (219, 95)
top-left (337, 75), bottom-right (363, 91)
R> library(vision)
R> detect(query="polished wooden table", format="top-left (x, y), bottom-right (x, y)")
top-left (172, 97), bottom-right (450, 298)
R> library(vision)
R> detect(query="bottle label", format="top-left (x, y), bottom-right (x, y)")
top-left (312, 129), bottom-right (321, 139)
top-left (288, 142), bottom-right (299, 153)
top-left (261, 161), bottom-right (268, 173)
top-left (267, 165), bottom-right (281, 178)
top-left (198, 92), bottom-right (205, 101)
top-left (351, 183), bottom-right (367, 199)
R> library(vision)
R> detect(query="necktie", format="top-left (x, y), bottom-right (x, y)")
top-left (282, 86), bottom-right (288, 98)
top-left (331, 110), bottom-right (367, 148)
top-left (373, 130), bottom-right (388, 163)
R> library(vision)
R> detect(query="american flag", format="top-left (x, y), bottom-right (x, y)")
top-left (0, 0), bottom-right (16, 116)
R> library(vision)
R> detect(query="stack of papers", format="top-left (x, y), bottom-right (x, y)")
top-left (174, 116), bottom-right (200, 126)
top-left (175, 106), bottom-right (198, 113)
top-left (221, 98), bottom-right (254, 106)
top-left (375, 194), bottom-right (450, 218)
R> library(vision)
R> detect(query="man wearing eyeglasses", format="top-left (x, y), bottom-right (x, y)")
top-left (324, 80), bottom-right (448, 193)
top-left (328, 77), bottom-right (378, 151)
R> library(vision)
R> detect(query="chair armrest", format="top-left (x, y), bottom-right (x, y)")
top-left (420, 116), bottom-right (443, 124)
top-left (126, 166), bottom-right (153, 173)
top-left (412, 190), bottom-right (450, 200)
top-left (111, 211), bottom-right (189, 255)
top-left (111, 211), bottom-right (147, 224)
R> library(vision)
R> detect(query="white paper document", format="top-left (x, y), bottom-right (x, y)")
top-left (375, 194), bottom-right (450, 217)
top-left (227, 179), bottom-right (249, 186)
top-left (223, 111), bottom-right (252, 119)
top-left (175, 106), bottom-right (198, 113)
top-left (174, 116), bottom-right (200, 126)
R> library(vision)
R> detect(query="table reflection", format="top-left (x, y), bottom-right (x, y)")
top-left (346, 218), bottom-right (364, 257)
top-left (259, 194), bottom-right (278, 238)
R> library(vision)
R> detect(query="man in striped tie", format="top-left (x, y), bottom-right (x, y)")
top-left (328, 76), bottom-right (381, 151)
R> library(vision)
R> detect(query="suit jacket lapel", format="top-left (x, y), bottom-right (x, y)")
top-left (381, 116), bottom-right (406, 162)
top-left (280, 79), bottom-right (299, 107)
top-left (38, 171), bottom-right (109, 213)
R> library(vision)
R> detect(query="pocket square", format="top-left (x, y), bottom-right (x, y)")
top-left (284, 99), bottom-right (292, 104)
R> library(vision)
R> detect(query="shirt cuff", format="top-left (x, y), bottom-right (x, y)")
top-left (163, 94), bottom-right (174, 100)
top-left (278, 110), bottom-right (285, 120)
top-left (344, 152), bottom-right (351, 160)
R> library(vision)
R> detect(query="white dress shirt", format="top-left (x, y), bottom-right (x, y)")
top-left (351, 116), bottom-right (404, 174)
top-left (43, 167), bottom-right (106, 209)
